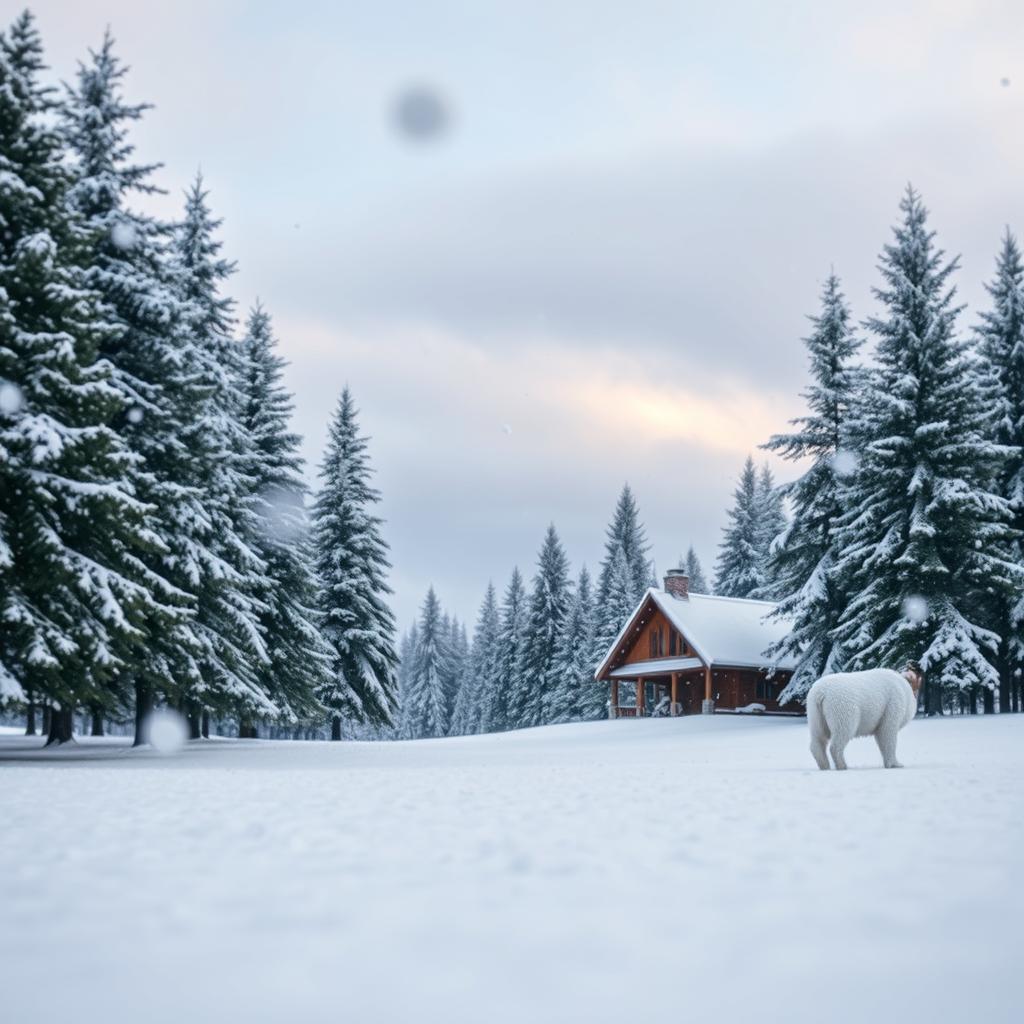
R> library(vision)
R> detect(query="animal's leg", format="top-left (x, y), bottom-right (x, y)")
top-left (808, 695), bottom-right (831, 770)
top-left (828, 723), bottom-right (851, 770)
top-left (875, 722), bottom-right (902, 769)
top-left (810, 734), bottom-right (830, 770)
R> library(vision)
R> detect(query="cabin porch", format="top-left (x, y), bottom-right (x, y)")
top-left (609, 661), bottom-right (713, 718)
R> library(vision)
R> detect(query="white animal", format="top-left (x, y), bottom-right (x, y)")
top-left (807, 665), bottom-right (922, 770)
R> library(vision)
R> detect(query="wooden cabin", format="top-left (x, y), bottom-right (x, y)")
top-left (594, 569), bottom-right (798, 717)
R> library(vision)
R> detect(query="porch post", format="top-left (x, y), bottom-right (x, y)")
top-left (670, 673), bottom-right (679, 716)
top-left (702, 665), bottom-right (714, 715)
top-left (637, 677), bottom-right (645, 716)
top-left (611, 679), bottom-right (619, 719)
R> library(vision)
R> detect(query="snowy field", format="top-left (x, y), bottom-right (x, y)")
top-left (1, 715), bottom-right (1021, 1024)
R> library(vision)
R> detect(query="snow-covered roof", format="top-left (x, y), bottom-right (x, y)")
top-left (610, 656), bottom-right (703, 679)
top-left (596, 588), bottom-right (796, 679)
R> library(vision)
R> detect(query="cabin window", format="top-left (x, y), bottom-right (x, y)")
top-left (756, 679), bottom-right (775, 700)
top-left (669, 630), bottom-right (677, 656)
top-left (649, 631), bottom-right (656, 658)
top-left (658, 628), bottom-right (665, 656)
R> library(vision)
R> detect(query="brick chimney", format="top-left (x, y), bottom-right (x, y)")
top-left (664, 568), bottom-right (690, 600)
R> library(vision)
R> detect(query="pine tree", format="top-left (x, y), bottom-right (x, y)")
top-left (446, 617), bottom-right (473, 735)
top-left (516, 525), bottom-right (572, 728)
top-left (683, 546), bottom-right (708, 594)
top-left (239, 305), bottom-right (329, 725)
top-left (0, 12), bottom-right (175, 739)
top-left (485, 568), bottom-right (528, 733)
top-left (975, 231), bottom-right (1024, 713)
top-left (405, 588), bottom-right (450, 739)
top-left (762, 273), bottom-right (862, 702)
top-left (591, 545), bottom-right (636, 714)
top-left (395, 624), bottom-right (418, 739)
top-left (833, 187), bottom-right (1021, 712)
top-left (546, 565), bottom-right (597, 723)
top-left (174, 175), bottom-right (276, 731)
top-left (62, 30), bottom-right (205, 736)
top-left (754, 463), bottom-right (786, 593)
top-left (592, 485), bottom-right (650, 678)
top-left (312, 388), bottom-right (399, 737)
top-left (714, 456), bottom-right (764, 598)
top-left (456, 583), bottom-right (501, 735)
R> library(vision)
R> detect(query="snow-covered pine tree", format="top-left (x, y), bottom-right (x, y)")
top-left (0, 12), bottom-right (176, 740)
top-left (754, 463), bottom-right (786, 595)
top-left (405, 588), bottom-right (450, 739)
top-left (485, 568), bottom-right (528, 733)
top-left (761, 273), bottom-right (862, 702)
top-left (62, 31), bottom-right (208, 736)
top-left (174, 174), bottom-right (274, 734)
top-left (239, 305), bottom-right (330, 726)
top-left (515, 525), bottom-right (572, 728)
top-left (312, 387), bottom-right (399, 738)
top-left (714, 456), bottom-right (764, 598)
top-left (546, 565), bottom-right (597, 723)
top-left (395, 623), bottom-right (418, 739)
top-left (453, 582), bottom-right (500, 735)
top-left (683, 546), bottom-right (709, 594)
top-left (591, 544), bottom-right (636, 714)
top-left (975, 231), bottom-right (1024, 713)
top-left (446, 617), bottom-right (472, 735)
top-left (833, 187), bottom-right (1021, 713)
top-left (592, 485), bottom-right (650, 678)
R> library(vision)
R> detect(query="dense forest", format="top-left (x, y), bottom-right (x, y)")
top-left (3, 12), bottom-right (1023, 745)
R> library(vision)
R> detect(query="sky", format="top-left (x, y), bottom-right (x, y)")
top-left (23, 0), bottom-right (1024, 629)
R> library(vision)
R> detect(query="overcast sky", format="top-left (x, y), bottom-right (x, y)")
top-left (26, 0), bottom-right (1024, 628)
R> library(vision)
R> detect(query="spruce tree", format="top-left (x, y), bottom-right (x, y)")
top-left (485, 568), bottom-right (528, 733)
top-left (0, 12), bottom-right (175, 738)
top-left (762, 273), bottom-right (862, 702)
top-left (592, 485), bottom-right (650, 676)
top-left (174, 175), bottom-right (275, 731)
top-left (458, 583), bottom-right (501, 735)
top-left (591, 545), bottom-right (636, 712)
top-left (754, 463), bottom-right (786, 593)
top-left (395, 623), bottom-right (418, 739)
top-left (546, 565), bottom-right (597, 723)
top-left (714, 456), bottom-right (764, 598)
top-left (62, 30), bottom-right (204, 736)
top-left (975, 231), bottom-right (1024, 712)
top-left (405, 588), bottom-right (450, 739)
top-left (683, 546), bottom-right (709, 594)
top-left (516, 525), bottom-right (572, 728)
top-left (446, 617), bottom-right (473, 735)
top-left (833, 187), bottom-right (1021, 712)
top-left (312, 387), bottom-right (399, 737)
top-left (239, 304), bottom-right (330, 725)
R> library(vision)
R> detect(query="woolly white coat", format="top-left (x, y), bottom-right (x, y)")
top-left (807, 669), bottom-right (918, 770)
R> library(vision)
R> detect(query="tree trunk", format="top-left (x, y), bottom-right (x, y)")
top-left (90, 705), bottom-right (104, 737)
top-left (187, 702), bottom-right (202, 740)
top-left (25, 694), bottom-right (36, 736)
top-left (42, 704), bottom-right (52, 734)
top-left (45, 705), bottom-right (74, 745)
top-left (967, 688), bottom-right (976, 715)
top-left (133, 680), bottom-right (152, 747)
top-left (983, 686), bottom-right (995, 715)
top-left (925, 676), bottom-right (943, 716)
top-left (331, 716), bottom-right (342, 741)
top-left (201, 709), bottom-right (210, 739)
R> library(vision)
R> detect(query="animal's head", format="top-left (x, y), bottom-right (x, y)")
top-left (902, 662), bottom-right (923, 695)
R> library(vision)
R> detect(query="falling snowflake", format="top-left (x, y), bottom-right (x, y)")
top-left (0, 380), bottom-right (24, 415)
top-left (393, 85), bottom-right (450, 142)
top-left (127, 406), bottom-right (144, 424)
top-left (502, 424), bottom-right (513, 436)
top-left (902, 595), bottom-right (929, 624)
top-left (110, 222), bottom-right (139, 251)
top-left (144, 708), bottom-right (188, 754)
top-left (831, 450), bottom-right (859, 477)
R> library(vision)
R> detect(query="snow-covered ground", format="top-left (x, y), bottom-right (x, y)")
top-left (1, 715), bottom-right (1020, 1023)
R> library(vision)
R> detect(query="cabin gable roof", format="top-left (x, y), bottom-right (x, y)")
top-left (595, 587), bottom-right (796, 680)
